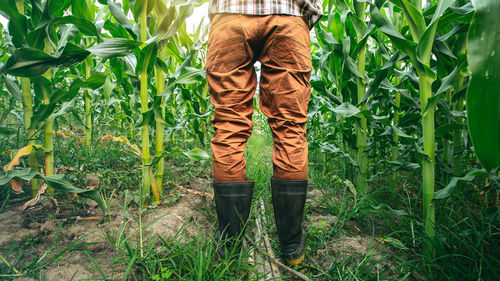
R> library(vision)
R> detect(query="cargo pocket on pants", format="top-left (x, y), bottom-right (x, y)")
top-left (206, 15), bottom-right (248, 73)
top-left (268, 16), bottom-right (312, 72)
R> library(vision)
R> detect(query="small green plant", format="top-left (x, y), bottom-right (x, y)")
top-left (151, 266), bottom-right (173, 280)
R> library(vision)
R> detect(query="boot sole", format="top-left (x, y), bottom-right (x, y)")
top-left (285, 251), bottom-right (305, 266)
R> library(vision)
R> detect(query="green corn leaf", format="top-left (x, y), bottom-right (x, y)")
top-left (30, 105), bottom-right (56, 132)
top-left (161, 4), bottom-right (194, 41)
top-left (103, 20), bottom-right (131, 39)
top-left (422, 92), bottom-right (444, 118)
top-left (332, 102), bottom-right (360, 118)
top-left (136, 109), bottom-right (154, 128)
top-left (70, 72), bottom-right (107, 91)
top-left (88, 38), bottom-right (141, 59)
top-left (434, 169), bottom-right (488, 199)
top-left (108, 1), bottom-right (136, 38)
top-left (344, 56), bottom-right (363, 79)
top-left (431, 0), bottom-right (455, 25)
top-left (50, 43), bottom-right (91, 67)
top-left (147, 0), bottom-right (157, 15)
top-left (466, 0), bottom-right (500, 170)
top-left (391, 125), bottom-right (414, 139)
top-left (330, 12), bottom-right (345, 41)
top-left (57, 24), bottom-right (79, 49)
top-left (0, 127), bottom-right (17, 135)
top-left (132, 0), bottom-right (145, 21)
top-left (1, 43), bottom-right (90, 77)
top-left (416, 21), bottom-right (438, 66)
top-left (154, 0), bottom-right (168, 18)
top-left (168, 67), bottom-right (205, 87)
top-left (1, 48), bottom-right (55, 77)
top-left (136, 41), bottom-right (157, 75)
top-left (0, 168), bottom-right (104, 213)
top-left (183, 148), bottom-right (209, 161)
top-left (398, 0), bottom-right (426, 41)
top-left (435, 66), bottom-right (459, 95)
top-left (0, 0), bottom-right (27, 48)
top-left (4, 75), bottom-right (22, 101)
top-left (71, 0), bottom-right (94, 20)
top-left (352, 24), bottom-right (375, 58)
top-left (156, 6), bottom-right (177, 36)
top-left (50, 16), bottom-right (100, 37)
top-left (416, 0), bottom-right (455, 66)
top-left (369, 5), bottom-right (417, 61)
top-left (52, 100), bottom-right (76, 118)
top-left (350, 13), bottom-right (366, 39)
top-left (435, 123), bottom-right (463, 138)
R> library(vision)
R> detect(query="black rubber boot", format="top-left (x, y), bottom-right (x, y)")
top-left (271, 177), bottom-right (308, 266)
top-left (213, 181), bottom-right (254, 259)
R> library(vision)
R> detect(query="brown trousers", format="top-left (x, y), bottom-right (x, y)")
top-left (206, 14), bottom-right (312, 182)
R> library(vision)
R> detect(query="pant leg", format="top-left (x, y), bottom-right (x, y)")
top-left (259, 15), bottom-right (312, 180)
top-left (206, 14), bottom-right (257, 182)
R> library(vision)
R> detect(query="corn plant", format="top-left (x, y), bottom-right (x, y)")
top-left (352, 0), bottom-right (369, 194)
top-left (105, 0), bottom-right (205, 204)
top-left (369, 0), bottom-right (461, 257)
top-left (16, 0), bottom-right (40, 195)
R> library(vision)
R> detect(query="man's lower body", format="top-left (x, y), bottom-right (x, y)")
top-left (206, 14), bottom-right (311, 265)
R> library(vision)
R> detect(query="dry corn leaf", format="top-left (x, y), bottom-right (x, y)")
top-left (55, 130), bottom-right (85, 145)
top-left (6, 144), bottom-right (34, 170)
top-left (102, 135), bottom-right (142, 157)
top-left (21, 184), bottom-right (48, 211)
top-left (167, 181), bottom-right (214, 199)
top-left (9, 180), bottom-right (24, 194)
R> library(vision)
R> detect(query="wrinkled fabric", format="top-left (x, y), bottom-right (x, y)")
top-left (207, 14), bottom-right (311, 181)
top-left (208, 0), bottom-right (323, 29)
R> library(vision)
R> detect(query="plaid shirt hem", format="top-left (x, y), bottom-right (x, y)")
top-left (209, 0), bottom-right (323, 29)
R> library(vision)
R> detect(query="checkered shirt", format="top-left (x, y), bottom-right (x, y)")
top-left (208, 0), bottom-right (323, 29)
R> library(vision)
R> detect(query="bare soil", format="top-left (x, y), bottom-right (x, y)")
top-left (0, 177), bottom-right (214, 281)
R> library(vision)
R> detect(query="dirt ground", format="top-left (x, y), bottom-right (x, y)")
top-left (0, 177), bottom-right (214, 281)
top-left (1, 177), bottom-right (399, 280)
top-left (304, 183), bottom-right (400, 279)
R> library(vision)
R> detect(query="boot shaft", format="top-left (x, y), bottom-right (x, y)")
top-left (213, 181), bottom-right (254, 240)
top-left (271, 178), bottom-right (308, 259)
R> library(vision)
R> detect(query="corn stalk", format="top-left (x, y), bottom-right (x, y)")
top-left (154, 46), bottom-right (167, 197)
top-left (371, 0), bottom-right (457, 258)
top-left (43, 43), bottom-right (54, 183)
top-left (16, 0), bottom-right (40, 196)
top-left (452, 26), bottom-right (468, 177)
top-left (84, 56), bottom-right (92, 147)
top-left (21, 78), bottom-right (40, 195)
top-left (353, 0), bottom-right (369, 194)
top-left (139, 2), bottom-right (151, 200)
top-left (391, 87), bottom-right (401, 192)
